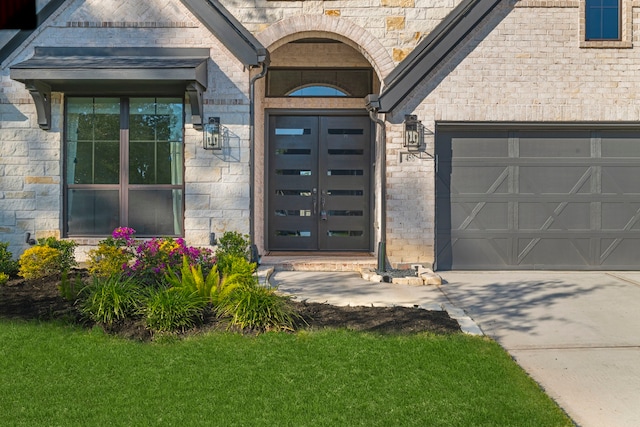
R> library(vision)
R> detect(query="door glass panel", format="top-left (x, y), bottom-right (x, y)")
top-left (276, 230), bottom-right (312, 237)
top-left (329, 210), bottom-right (363, 216)
top-left (275, 189), bottom-right (312, 196)
top-left (327, 169), bottom-right (363, 176)
top-left (276, 210), bottom-right (312, 217)
top-left (328, 149), bottom-right (364, 155)
top-left (276, 149), bottom-right (312, 155)
top-left (327, 129), bottom-right (364, 135)
top-left (275, 128), bottom-right (311, 135)
top-left (327, 230), bottom-right (364, 236)
top-left (276, 169), bottom-right (312, 176)
top-left (327, 189), bottom-right (364, 196)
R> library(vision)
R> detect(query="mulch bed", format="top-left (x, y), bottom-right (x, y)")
top-left (0, 272), bottom-right (461, 341)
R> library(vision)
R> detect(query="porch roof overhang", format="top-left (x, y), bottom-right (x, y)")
top-left (366, 0), bottom-right (503, 115)
top-left (10, 47), bottom-right (209, 130)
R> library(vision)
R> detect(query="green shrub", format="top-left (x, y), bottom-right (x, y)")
top-left (218, 279), bottom-right (298, 332)
top-left (18, 246), bottom-right (62, 279)
top-left (87, 244), bottom-right (132, 278)
top-left (216, 232), bottom-right (252, 274)
top-left (37, 237), bottom-right (78, 272)
top-left (142, 287), bottom-right (206, 333)
top-left (78, 275), bottom-right (141, 326)
top-left (0, 242), bottom-right (19, 277)
top-left (58, 270), bottom-right (84, 301)
top-left (217, 231), bottom-right (251, 259)
top-left (0, 272), bottom-right (8, 286)
top-left (164, 256), bottom-right (219, 303)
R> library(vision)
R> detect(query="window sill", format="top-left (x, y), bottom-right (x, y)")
top-left (580, 40), bottom-right (633, 48)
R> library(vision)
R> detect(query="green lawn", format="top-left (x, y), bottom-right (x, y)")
top-left (0, 320), bottom-right (573, 426)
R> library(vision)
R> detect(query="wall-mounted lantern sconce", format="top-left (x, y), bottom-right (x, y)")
top-left (404, 115), bottom-right (422, 150)
top-left (203, 117), bottom-right (221, 150)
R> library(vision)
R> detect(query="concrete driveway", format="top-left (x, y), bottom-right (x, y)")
top-left (438, 271), bottom-right (640, 427)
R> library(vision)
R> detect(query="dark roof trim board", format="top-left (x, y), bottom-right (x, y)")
top-left (179, 0), bottom-right (269, 68)
top-left (0, 0), bottom-right (67, 64)
top-left (368, 0), bottom-right (503, 114)
top-left (10, 47), bottom-right (209, 130)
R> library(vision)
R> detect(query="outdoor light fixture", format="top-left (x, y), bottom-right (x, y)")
top-left (203, 117), bottom-right (221, 150)
top-left (404, 114), bottom-right (422, 150)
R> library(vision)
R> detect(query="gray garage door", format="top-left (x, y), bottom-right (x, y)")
top-left (435, 127), bottom-right (640, 270)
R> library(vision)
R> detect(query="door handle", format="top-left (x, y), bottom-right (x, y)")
top-left (320, 192), bottom-right (327, 221)
top-left (312, 188), bottom-right (317, 215)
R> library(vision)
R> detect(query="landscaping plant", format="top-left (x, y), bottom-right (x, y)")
top-left (164, 255), bottom-right (220, 303)
top-left (36, 236), bottom-right (78, 272)
top-left (87, 227), bottom-right (137, 278)
top-left (141, 286), bottom-right (207, 333)
top-left (0, 242), bottom-right (19, 278)
top-left (18, 245), bottom-right (62, 279)
top-left (79, 274), bottom-right (141, 326)
top-left (125, 235), bottom-right (215, 286)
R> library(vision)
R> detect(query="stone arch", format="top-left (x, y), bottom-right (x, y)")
top-left (257, 15), bottom-right (395, 83)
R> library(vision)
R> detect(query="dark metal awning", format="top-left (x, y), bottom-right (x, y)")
top-left (10, 47), bottom-right (209, 130)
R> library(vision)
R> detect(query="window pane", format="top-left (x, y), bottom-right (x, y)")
top-left (66, 189), bottom-right (119, 235)
top-left (129, 189), bottom-right (183, 236)
top-left (66, 98), bottom-right (120, 184)
top-left (267, 68), bottom-right (372, 97)
top-left (585, 0), bottom-right (619, 40)
top-left (129, 98), bottom-right (183, 185)
top-left (602, 8), bottom-right (620, 39)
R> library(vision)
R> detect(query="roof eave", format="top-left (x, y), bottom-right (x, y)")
top-left (179, 0), bottom-right (269, 68)
top-left (371, 0), bottom-right (503, 114)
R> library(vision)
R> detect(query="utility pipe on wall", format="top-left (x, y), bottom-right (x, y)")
top-left (365, 95), bottom-right (388, 272)
top-left (248, 55), bottom-right (268, 261)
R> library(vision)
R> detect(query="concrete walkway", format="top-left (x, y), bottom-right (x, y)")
top-left (439, 271), bottom-right (640, 427)
top-left (269, 268), bottom-right (640, 427)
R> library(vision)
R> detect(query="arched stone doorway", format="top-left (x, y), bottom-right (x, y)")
top-left (253, 29), bottom-right (389, 254)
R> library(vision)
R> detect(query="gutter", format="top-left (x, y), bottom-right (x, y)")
top-left (365, 95), bottom-right (388, 272)
top-left (248, 52), bottom-right (269, 263)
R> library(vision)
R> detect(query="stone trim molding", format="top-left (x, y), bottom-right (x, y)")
top-left (256, 15), bottom-right (395, 82)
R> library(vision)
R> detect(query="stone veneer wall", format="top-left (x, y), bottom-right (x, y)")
top-left (0, 0), bottom-right (253, 259)
top-left (3, 0), bottom-right (640, 267)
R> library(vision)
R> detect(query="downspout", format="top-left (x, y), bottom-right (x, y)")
top-left (249, 50), bottom-right (269, 263)
top-left (365, 95), bottom-right (387, 272)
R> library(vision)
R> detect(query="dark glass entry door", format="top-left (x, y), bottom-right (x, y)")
top-left (268, 115), bottom-right (371, 251)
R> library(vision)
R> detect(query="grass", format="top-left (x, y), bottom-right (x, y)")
top-left (0, 320), bottom-right (573, 427)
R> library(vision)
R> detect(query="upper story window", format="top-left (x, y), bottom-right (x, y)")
top-left (585, 0), bottom-right (620, 40)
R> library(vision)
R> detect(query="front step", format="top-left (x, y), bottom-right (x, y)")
top-left (260, 252), bottom-right (377, 272)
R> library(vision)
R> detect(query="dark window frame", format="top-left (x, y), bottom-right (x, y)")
top-left (266, 67), bottom-right (374, 98)
top-left (585, 0), bottom-right (621, 41)
top-left (63, 96), bottom-right (186, 238)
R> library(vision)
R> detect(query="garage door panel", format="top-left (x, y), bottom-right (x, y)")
top-left (517, 238), bottom-right (591, 266)
top-left (436, 127), bottom-right (640, 270)
top-left (602, 167), bottom-right (640, 194)
top-left (518, 202), bottom-right (592, 231)
top-left (601, 131), bottom-right (640, 157)
top-left (519, 166), bottom-right (592, 194)
top-left (601, 202), bottom-right (640, 230)
top-left (452, 202), bottom-right (509, 230)
top-left (450, 237), bottom-right (510, 268)
top-left (452, 132), bottom-right (508, 157)
top-left (451, 166), bottom-right (509, 194)
top-left (519, 131), bottom-right (591, 158)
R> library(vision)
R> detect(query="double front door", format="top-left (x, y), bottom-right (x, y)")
top-left (268, 115), bottom-right (372, 251)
